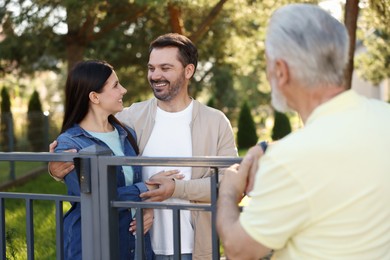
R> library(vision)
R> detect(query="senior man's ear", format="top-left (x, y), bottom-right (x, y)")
top-left (274, 59), bottom-right (290, 86)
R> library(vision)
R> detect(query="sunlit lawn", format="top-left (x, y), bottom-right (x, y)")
top-left (3, 172), bottom-right (69, 260)
top-left (0, 161), bottom-right (46, 183)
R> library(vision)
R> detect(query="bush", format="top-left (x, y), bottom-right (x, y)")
top-left (0, 87), bottom-right (15, 151)
top-left (207, 96), bottom-right (216, 108)
top-left (27, 90), bottom-right (45, 152)
top-left (237, 101), bottom-right (258, 149)
top-left (271, 111), bottom-right (292, 141)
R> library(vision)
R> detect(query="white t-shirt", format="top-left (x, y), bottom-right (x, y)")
top-left (142, 101), bottom-right (194, 255)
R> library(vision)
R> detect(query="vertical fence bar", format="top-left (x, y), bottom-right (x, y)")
top-left (78, 154), bottom-right (96, 260)
top-left (99, 163), bottom-right (120, 260)
top-left (55, 200), bottom-right (64, 260)
top-left (172, 208), bottom-right (181, 260)
top-left (43, 115), bottom-right (49, 152)
top-left (7, 114), bottom-right (15, 180)
top-left (211, 168), bottom-right (220, 260)
top-left (26, 198), bottom-right (34, 260)
top-left (0, 198), bottom-right (6, 260)
top-left (135, 208), bottom-right (145, 260)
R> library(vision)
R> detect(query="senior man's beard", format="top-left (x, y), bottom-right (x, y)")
top-left (270, 77), bottom-right (291, 113)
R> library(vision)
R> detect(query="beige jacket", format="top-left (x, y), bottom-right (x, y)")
top-left (116, 98), bottom-right (238, 259)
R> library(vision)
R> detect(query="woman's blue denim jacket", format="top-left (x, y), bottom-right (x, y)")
top-left (55, 123), bottom-right (154, 260)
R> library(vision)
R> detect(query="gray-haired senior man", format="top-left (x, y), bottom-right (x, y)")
top-left (217, 3), bottom-right (390, 260)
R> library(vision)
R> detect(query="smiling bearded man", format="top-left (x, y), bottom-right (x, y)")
top-left (115, 33), bottom-right (238, 260)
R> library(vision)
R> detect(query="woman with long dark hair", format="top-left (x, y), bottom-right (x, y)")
top-left (54, 60), bottom-right (160, 259)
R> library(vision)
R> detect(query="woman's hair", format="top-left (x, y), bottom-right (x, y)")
top-left (61, 60), bottom-right (139, 154)
top-left (61, 60), bottom-right (113, 133)
top-left (265, 4), bottom-right (349, 88)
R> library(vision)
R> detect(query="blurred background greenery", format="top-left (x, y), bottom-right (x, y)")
top-left (1, 0), bottom-right (389, 156)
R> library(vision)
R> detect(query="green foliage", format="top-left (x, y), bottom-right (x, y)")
top-left (0, 0), bottom-right (285, 105)
top-left (207, 95), bottom-right (216, 108)
top-left (237, 101), bottom-right (258, 149)
top-left (1, 0), bottom-right (320, 116)
top-left (27, 90), bottom-right (45, 151)
top-left (355, 1), bottom-right (390, 85)
top-left (1, 87), bottom-right (11, 113)
top-left (271, 111), bottom-right (291, 141)
top-left (1, 87), bottom-right (14, 151)
top-left (5, 228), bottom-right (18, 260)
top-left (208, 65), bottom-right (237, 117)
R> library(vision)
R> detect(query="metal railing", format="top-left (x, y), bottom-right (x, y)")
top-left (0, 145), bottom-right (241, 259)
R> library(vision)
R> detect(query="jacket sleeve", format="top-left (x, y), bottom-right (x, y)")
top-left (116, 182), bottom-right (148, 202)
top-left (172, 112), bottom-right (238, 202)
top-left (54, 135), bottom-right (83, 194)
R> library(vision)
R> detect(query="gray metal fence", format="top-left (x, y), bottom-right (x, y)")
top-left (0, 111), bottom-right (61, 183)
top-left (0, 145), bottom-right (241, 260)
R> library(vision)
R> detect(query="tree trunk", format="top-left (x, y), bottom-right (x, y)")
top-left (168, 2), bottom-right (185, 35)
top-left (344, 0), bottom-right (359, 89)
top-left (66, 39), bottom-right (86, 73)
top-left (166, 0), bottom-right (228, 43)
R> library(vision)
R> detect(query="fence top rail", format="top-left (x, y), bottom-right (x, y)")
top-left (0, 152), bottom-right (77, 162)
top-left (0, 192), bottom-right (79, 202)
top-left (0, 151), bottom-right (242, 168)
top-left (112, 200), bottom-right (212, 211)
top-left (99, 156), bottom-right (242, 168)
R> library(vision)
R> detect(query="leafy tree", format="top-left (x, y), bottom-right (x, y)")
top-left (0, 87), bottom-right (14, 151)
top-left (207, 96), bottom-right (216, 108)
top-left (208, 64), bottom-right (237, 118)
top-left (271, 111), bottom-right (291, 141)
top-left (2, 0), bottom-right (332, 124)
top-left (0, 0), bottom-right (231, 103)
top-left (237, 101), bottom-right (258, 149)
top-left (27, 90), bottom-right (45, 152)
top-left (1, 1), bottom-right (312, 105)
top-left (355, 0), bottom-right (390, 85)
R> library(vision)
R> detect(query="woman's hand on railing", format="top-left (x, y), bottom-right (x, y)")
top-left (129, 208), bottom-right (154, 234)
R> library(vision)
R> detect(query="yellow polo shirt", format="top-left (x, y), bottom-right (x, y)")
top-left (241, 90), bottom-right (390, 259)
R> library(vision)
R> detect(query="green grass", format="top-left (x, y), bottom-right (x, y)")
top-left (3, 172), bottom-right (69, 260)
top-left (238, 148), bottom-right (248, 157)
top-left (0, 161), bottom-right (46, 183)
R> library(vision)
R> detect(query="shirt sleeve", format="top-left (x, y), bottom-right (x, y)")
top-left (116, 183), bottom-right (145, 202)
top-left (54, 135), bottom-right (82, 194)
top-left (239, 155), bottom-right (310, 250)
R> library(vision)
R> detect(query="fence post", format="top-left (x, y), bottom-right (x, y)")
top-left (98, 151), bottom-right (120, 260)
top-left (77, 145), bottom-right (112, 260)
top-left (7, 114), bottom-right (15, 180)
top-left (44, 114), bottom-right (49, 152)
top-left (211, 168), bottom-right (220, 260)
top-left (0, 198), bottom-right (5, 260)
